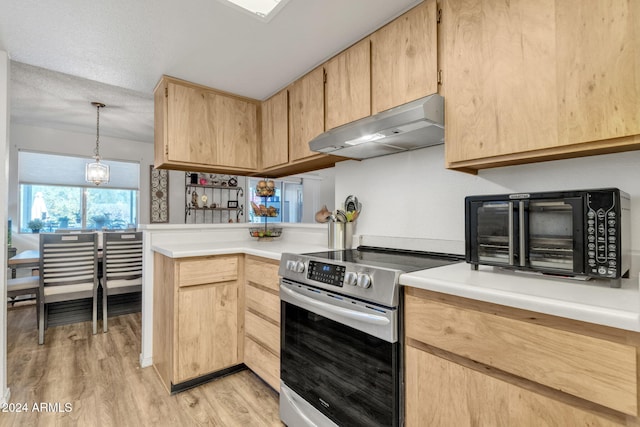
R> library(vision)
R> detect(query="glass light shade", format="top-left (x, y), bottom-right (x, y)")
top-left (218, 0), bottom-right (290, 21)
top-left (86, 161), bottom-right (110, 185)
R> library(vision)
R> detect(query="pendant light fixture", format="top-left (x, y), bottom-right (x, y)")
top-left (85, 102), bottom-right (110, 185)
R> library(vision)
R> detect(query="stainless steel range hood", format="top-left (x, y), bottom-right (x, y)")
top-left (309, 94), bottom-right (444, 160)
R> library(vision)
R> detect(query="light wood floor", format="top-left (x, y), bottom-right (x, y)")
top-left (4, 305), bottom-right (282, 426)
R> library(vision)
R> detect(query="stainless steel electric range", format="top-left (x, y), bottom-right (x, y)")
top-left (278, 246), bottom-right (463, 427)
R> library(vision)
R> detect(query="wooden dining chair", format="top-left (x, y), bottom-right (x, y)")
top-left (39, 232), bottom-right (98, 344)
top-left (100, 231), bottom-right (142, 332)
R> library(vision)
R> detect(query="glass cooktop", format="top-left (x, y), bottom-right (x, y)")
top-left (302, 246), bottom-right (464, 273)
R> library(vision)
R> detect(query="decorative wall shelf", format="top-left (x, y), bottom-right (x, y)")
top-left (185, 172), bottom-right (244, 223)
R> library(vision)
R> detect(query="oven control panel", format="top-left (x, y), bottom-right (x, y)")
top-left (307, 261), bottom-right (346, 287)
top-left (279, 253), bottom-right (401, 307)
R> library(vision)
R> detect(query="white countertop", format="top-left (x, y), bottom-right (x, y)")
top-left (151, 239), bottom-right (328, 261)
top-left (150, 229), bottom-right (640, 332)
top-left (400, 262), bottom-right (640, 332)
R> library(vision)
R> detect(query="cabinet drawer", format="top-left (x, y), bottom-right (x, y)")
top-left (406, 345), bottom-right (625, 427)
top-left (245, 256), bottom-right (280, 292)
top-left (246, 283), bottom-right (280, 325)
top-left (405, 291), bottom-right (638, 416)
top-left (178, 256), bottom-right (238, 288)
top-left (245, 310), bottom-right (279, 355)
top-left (245, 336), bottom-right (280, 391)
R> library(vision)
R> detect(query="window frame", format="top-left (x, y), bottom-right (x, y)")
top-left (19, 182), bottom-right (140, 233)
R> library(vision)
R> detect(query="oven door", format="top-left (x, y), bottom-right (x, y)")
top-left (280, 279), bottom-right (400, 427)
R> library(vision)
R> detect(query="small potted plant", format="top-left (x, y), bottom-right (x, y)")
top-left (27, 219), bottom-right (44, 233)
top-left (58, 216), bottom-right (70, 229)
top-left (91, 214), bottom-right (109, 229)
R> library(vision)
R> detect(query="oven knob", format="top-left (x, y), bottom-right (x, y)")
top-left (344, 272), bottom-right (357, 286)
top-left (357, 273), bottom-right (372, 289)
top-left (286, 260), bottom-right (296, 271)
top-left (294, 261), bottom-right (305, 273)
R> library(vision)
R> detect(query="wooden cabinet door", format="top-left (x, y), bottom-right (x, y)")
top-left (371, 0), bottom-right (438, 114)
top-left (261, 89), bottom-right (289, 169)
top-left (406, 346), bottom-right (623, 427)
top-left (555, 0), bottom-right (640, 146)
top-left (214, 95), bottom-right (258, 169)
top-left (166, 82), bottom-right (217, 165)
top-left (324, 38), bottom-right (371, 130)
top-left (289, 67), bottom-right (325, 162)
top-left (176, 281), bottom-right (239, 382)
top-left (443, 0), bottom-right (640, 168)
top-left (442, 0), bottom-right (558, 164)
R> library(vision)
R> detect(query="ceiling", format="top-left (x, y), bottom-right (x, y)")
top-left (0, 0), bottom-right (422, 144)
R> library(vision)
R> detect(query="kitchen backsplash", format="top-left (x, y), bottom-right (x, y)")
top-left (334, 144), bottom-right (640, 254)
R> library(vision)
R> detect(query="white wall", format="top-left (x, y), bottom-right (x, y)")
top-left (335, 144), bottom-right (640, 252)
top-left (8, 123), bottom-right (154, 251)
top-left (1, 50), bottom-right (10, 404)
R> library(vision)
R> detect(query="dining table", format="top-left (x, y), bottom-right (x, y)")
top-left (7, 250), bottom-right (40, 278)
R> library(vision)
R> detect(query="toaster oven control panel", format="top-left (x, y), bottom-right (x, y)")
top-left (586, 192), bottom-right (619, 278)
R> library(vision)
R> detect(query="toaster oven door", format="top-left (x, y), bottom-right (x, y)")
top-left (526, 197), bottom-right (584, 273)
top-left (467, 200), bottom-right (519, 267)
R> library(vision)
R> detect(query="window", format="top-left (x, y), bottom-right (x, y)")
top-left (18, 151), bottom-right (139, 233)
top-left (247, 177), bottom-right (303, 223)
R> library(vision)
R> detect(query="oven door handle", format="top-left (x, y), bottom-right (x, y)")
top-left (281, 285), bottom-right (390, 326)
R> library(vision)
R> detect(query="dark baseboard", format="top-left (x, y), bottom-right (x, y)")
top-left (170, 364), bottom-right (248, 394)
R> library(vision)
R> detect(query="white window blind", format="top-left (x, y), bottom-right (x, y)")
top-left (19, 151), bottom-right (140, 190)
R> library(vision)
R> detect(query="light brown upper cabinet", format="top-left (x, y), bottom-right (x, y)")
top-left (288, 67), bottom-right (326, 162)
top-left (324, 38), bottom-right (371, 130)
top-left (154, 76), bottom-right (258, 175)
top-left (370, 0), bottom-right (438, 114)
top-left (443, 0), bottom-right (640, 172)
top-left (260, 89), bottom-right (289, 169)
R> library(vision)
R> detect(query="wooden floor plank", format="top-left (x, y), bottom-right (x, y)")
top-left (4, 305), bottom-right (282, 427)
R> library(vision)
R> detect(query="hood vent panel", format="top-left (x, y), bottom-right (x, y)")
top-left (309, 94), bottom-right (444, 160)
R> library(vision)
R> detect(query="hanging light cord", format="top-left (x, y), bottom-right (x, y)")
top-left (94, 104), bottom-right (101, 160)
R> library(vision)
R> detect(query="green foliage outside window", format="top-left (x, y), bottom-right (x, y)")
top-left (20, 184), bottom-right (137, 232)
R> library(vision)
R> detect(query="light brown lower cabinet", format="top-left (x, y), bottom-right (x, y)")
top-left (405, 287), bottom-right (640, 426)
top-left (153, 253), bottom-right (244, 392)
top-left (243, 255), bottom-right (281, 391)
top-left (406, 346), bottom-right (624, 427)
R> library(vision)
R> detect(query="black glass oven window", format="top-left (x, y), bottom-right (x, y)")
top-left (476, 201), bottom-right (512, 265)
top-left (281, 302), bottom-right (399, 427)
top-left (528, 200), bottom-right (574, 271)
